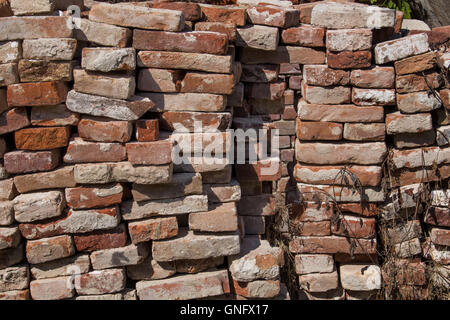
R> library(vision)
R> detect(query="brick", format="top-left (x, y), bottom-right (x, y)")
top-left (30, 277), bottom-right (74, 300)
top-left (0, 17), bottom-right (72, 41)
top-left (126, 141), bottom-right (172, 165)
top-left (161, 111), bottom-right (230, 133)
top-left (7, 81), bottom-right (68, 107)
top-left (237, 195), bottom-right (275, 216)
top-left (425, 206), bottom-right (450, 227)
top-left (26, 235), bottom-right (75, 264)
top-left (201, 5), bottom-right (246, 26)
top-left (432, 190), bottom-right (450, 207)
top-left (0, 108), bottom-right (30, 135)
top-left (0, 179), bottom-right (16, 202)
top-left (393, 131), bottom-right (436, 149)
top-left (331, 216), bottom-right (376, 238)
top-left (240, 46), bottom-right (326, 65)
top-left (15, 127), bottom-right (70, 151)
top-left (297, 100), bottom-right (384, 123)
top-left (73, 224), bottom-right (127, 252)
top-left (65, 184), bottom-right (123, 210)
top-left (18, 60), bottom-right (73, 82)
top-left (394, 166), bottom-right (450, 186)
top-left (297, 183), bottom-right (385, 203)
top-left (136, 119), bottom-right (159, 142)
top-left (137, 51), bottom-right (233, 73)
top-left (299, 271), bottom-right (338, 293)
top-left (292, 220), bottom-right (330, 236)
top-left (394, 238), bottom-right (422, 258)
top-left (431, 228), bottom-right (450, 246)
top-left (310, 3), bottom-right (395, 29)
top-left (127, 256), bottom-right (175, 281)
top-left (74, 18), bottom-right (131, 48)
top-left (129, 217), bottom-right (178, 244)
top-left (64, 138), bottom-right (127, 163)
top-left (152, 2), bottom-right (201, 21)
top-left (89, 2), bottom-right (184, 32)
top-left (294, 164), bottom-right (382, 187)
top-left (133, 30), bottom-right (228, 55)
top-left (153, 229), bottom-right (239, 262)
top-left (0, 226), bottom-right (20, 250)
top-left (189, 202), bottom-right (238, 232)
top-left (374, 33), bottom-right (429, 64)
top-left (386, 112), bottom-right (432, 134)
top-left (282, 105), bottom-right (296, 120)
top-left (82, 47), bottom-right (136, 72)
top-left (141, 92), bottom-right (226, 112)
top-left (13, 191), bottom-right (65, 223)
top-left (296, 141), bottom-right (387, 165)
top-left (290, 202), bottom-right (333, 223)
top-left (351, 67), bottom-right (395, 88)
top-left (77, 269), bottom-right (126, 295)
top-left (295, 254), bottom-right (334, 275)
top-left (281, 26), bottom-right (324, 47)
top-left (397, 91), bottom-right (441, 113)
top-left (343, 123), bottom-right (385, 141)
top-left (233, 279), bottom-right (280, 298)
top-left (132, 173), bottom-right (202, 202)
top-left (326, 29), bottom-right (372, 52)
top-left (0, 41), bottom-right (20, 64)
top-left (0, 243), bottom-right (23, 269)
top-left (0, 63), bottom-right (18, 86)
top-left (78, 117), bottom-right (132, 143)
top-left (4, 150), bottom-right (59, 174)
top-left (31, 105), bottom-right (79, 127)
top-left (73, 69), bottom-right (135, 100)
top-left (195, 22), bottom-right (236, 41)
top-left (296, 119), bottom-right (343, 141)
top-left (13, 166), bottom-right (75, 193)
top-left (109, 162), bottom-right (172, 185)
top-left (0, 265), bottom-right (29, 292)
top-left (340, 264), bottom-right (381, 291)
top-left (327, 51), bottom-right (372, 69)
top-left (121, 195), bottom-right (207, 221)
top-left (396, 72), bottom-right (442, 93)
top-left (66, 90), bottom-right (154, 121)
top-left (204, 182), bottom-right (240, 204)
top-left (303, 65), bottom-right (349, 86)
top-left (30, 254), bottom-right (90, 280)
top-left (0, 201), bottom-right (13, 226)
top-left (279, 63), bottom-right (301, 75)
top-left (10, 0), bottom-right (54, 15)
top-left (76, 293), bottom-right (123, 300)
top-left (138, 68), bottom-right (183, 93)
top-left (175, 257), bottom-right (224, 274)
top-left (137, 269), bottom-right (230, 300)
top-left (394, 51), bottom-right (436, 75)
top-left (90, 244), bottom-right (149, 270)
top-left (246, 5), bottom-right (298, 28)
top-left (22, 38), bottom-right (77, 61)
top-left (236, 25), bottom-right (279, 51)
top-left (0, 290), bottom-right (29, 300)
top-left (180, 72), bottom-right (235, 95)
top-left (290, 236), bottom-right (377, 255)
top-left (245, 81), bottom-right (285, 100)
top-left (301, 82), bottom-right (350, 105)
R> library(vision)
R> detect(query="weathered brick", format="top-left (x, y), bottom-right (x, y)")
top-left (397, 91), bottom-right (441, 113)
top-left (90, 244), bottom-right (150, 270)
top-left (331, 216), bottom-right (376, 238)
top-left (133, 30), bottom-right (228, 55)
top-left (4, 150), bottom-right (60, 174)
top-left (374, 33), bottom-right (429, 64)
top-left (73, 224), bottom-right (127, 252)
top-left (204, 180), bottom-right (241, 203)
top-left (26, 235), bottom-right (75, 264)
top-left (64, 138), bottom-right (127, 163)
top-left (425, 206), bottom-right (450, 227)
top-left (0, 243), bottom-right (24, 269)
top-left (240, 46), bottom-right (326, 65)
top-left (241, 64), bottom-right (279, 84)
top-left (65, 184), bottom-right (123, 210)
top-left (393, 131), bottom-right (436, 149)
top-left (10, 0), bottom-right (54, 15)
top-left (396, 72), bottom-right (442, 93)
top-left (195, 22), bottom-right (236, 41)
top-left (13, 166), bottom-right (75, 193)
top-left (126, 141), bottom-right (172, 165)
top-left (0, 290), bottom-right (29, 300)
top-left (137, 51), bottom-right (233, 73)
top-left (0, 265), bottom-right (29, 292)
top-left (7, 81), bottom-right (68, 107)
top-left (129, 217), bottom-right (178, 244)
top-left (351, 67), bottom-right (395, 88)
top-left (0, 179), bottom-right (16, 202)
top-left (297, 183), bottom-right (385, 202)
top-left (136, 269), bottom-right (230, 300)
top-left (15, 127), bottom-right (70, 151)
top-left (281, 26), bottom-right (325, 47)
top-left (22, 38), bottom-right (77, 61)
top-left (127, 256), bottom-right (175, 281)
top-left (141, 92), bottom-right (226, 112)
top-left (295, 254), bottom-right (334, 275)
top-left (31, 105), bottom-right (79, 127)
top-left (299, 271), bottom-right (338, 293)
top-left (326, 29), bottom-right (372, 52)
top-left (89, 2), bottom-right (184, 32)
top-left (0, 108), bottom-right (29, 135)
top-left (152, 2), bottom-right (201, 21)
top-left (135, 119), bottom-right (159, 142)
top-left (78, 117), bottom-right (132, 143)
top-left (236, 25), bottom-right (279, 51)
top-left (163, 111), bottom-right (231, 133)
top-left (327, 51), bottom-right (372, 69)
top-left (18, 59), bottom-right (73, 82)
top-left (394, 51), bottom-right (436, 75)
top-left (343, 123), bottom-right (385, 141)
top-left (181, 72), bottom-right (235, 95)
top-left (0, 63), bottom-right (19, 86)
top-left (0, 17), bottom-right (72, 41)
top-left (340, 264), bottom-right (381, 291)
top-left (201, 5), bottom-right (246, 26)
top-left (386, 112), bottom-right (433, 134)
top-left (386, 220), bottom-right (422, 245)
top-left (76, 269), bottom-right (126, 295)
top-left (30, 254), bottom-right (90, 280)
top-left (0, 201), bottom-right (13, 226)
top-left (74, 18), bottom-right (131, 48)
top-left (431, 228), bottom-right (450, 246)
top-left (237, 195), bottom-right (275, 216)
top-left (234, 279), bottom-right (280, 298)
top-left (82, 47), bottom-right (136, 72)
top-left (30, 277), bottom-right (74, 300)
top-left (0, 41), bottom-right (20, 64)
top-left (110, 162), bottom-right (172, 185)
top-left (189, 202), bottom-right (238, 232)
top-left (13, 191), bottom-right (65, 223)
top-left (303, 65), bottom-right (349, 86)
top-left (0, 226), bottom-right (20, 250)
top-left (290, 236), bottom-right (377, 255)
top-left (246, 5), bottom-right (298, 28)
top-left (296, 119), bottom-right (343, 141)
top-left (137, 68), bottom-right (183, 93)
top-left (301, 82), bottom-right (351, 105)
top-left (394, 238), bottom-right (422, 258)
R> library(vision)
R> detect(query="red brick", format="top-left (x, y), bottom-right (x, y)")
top-left (136, 119), bottom-right (159, 142)
top-left (77, 269), bottom-right (125, 295)
top-left (15, 127), bottom-right (70, 151)
top-left (282, 105), bottom-right (297, 120)
top-left (350, 66), bottom-right (395, 89)
top-left (296, 119), bottom-right (343, 141)
top-left (63, 138), bottom-right (127, 163)
top-left (137, 68), bottom-right (183, 93)
top-left (7, 81), bottom-right (68, 107)
top-left (0, 108), bottom-right (30, 135)
top-left (133, 30), bottom-right (228, 55)
top-left (233, 279), bottom-right (280, 298)
top-left (26, 235), bottom-right (75, 264)
top-left (128, 217), bottom-right (178, 244)
top-left (289, 76), bottom-right (302, 90)
top-left (73, 224), bottom-right (128, 252)
top-left (65, 184), bottom-right (123, 209)
top-left (425, 206), bottom-right (450, 227)
top-left (189, 202), bottom-right (238, 232)
top-left (0, 16), bottom-right (72, 40)
top-left (181, 72), bottom-right (234, 94)
top-left (195, 22), bottom-right (236, 41)
top-left (327, 51), bottom-right (372, 69)
top-left (301, 81), bottom-right (351, 105)
top-left (343, 123), bottom-right (386, 141)
top-left (151, 2), bottom-right (201, 21)
top-left (200, 5), bottom-right (246, 26)
top-left (396, 72), bottom-right (442, 94)
top-left (246, 5), bottom-right (299, 28)
top-left (235, 160), bottom-right (282, 182)
top-left (338, 203), bottom-right (379, 217)
top-left (394, 51), bottom-right (436, 75)
top-left (281, 26), bottom-right (325, 47)
top-left (240, 46), bottom-right (326, 65)
top-left (30, 277), bottom-right (74, 300)
top-left (303, 65), bottom-right (349, 86)
top-left (0, 179), bottom-right (17, 201)
top-left (331, 216), bottom-right (376, 238)
top-left (289, 236), bottom-right (377, 255)
top-left (4, 150), bottom-right (59, 174)
top-left (431, 228), bottom-right (450, 246)
top-left (126, 141), bottom-right (172, 165)
top-left (291, 221), bottom-right (331, 236)
top-left (78, 117), bottom-right (133, 143)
